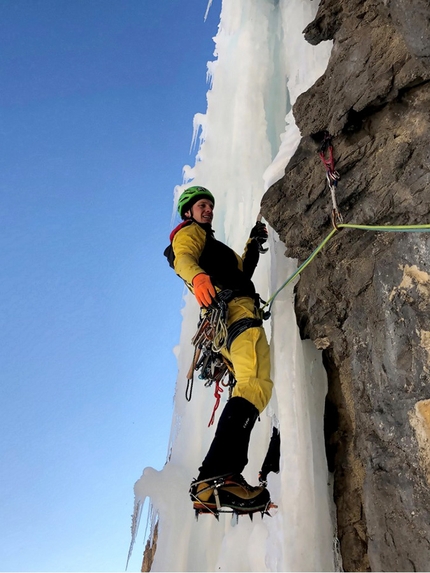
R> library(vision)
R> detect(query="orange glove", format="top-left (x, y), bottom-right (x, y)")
top-left (192, 273), bottom-right (216, 307)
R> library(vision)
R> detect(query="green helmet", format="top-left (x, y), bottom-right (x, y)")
top-left (177, 186), bottom-right (215, 218)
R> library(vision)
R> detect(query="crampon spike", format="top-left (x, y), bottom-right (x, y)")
top-left (193, 498), bottom-right (277, 521)
top-left (264, 502), bottom-right (278, 517)
top-left (194, 506), bottom-right (220, 520)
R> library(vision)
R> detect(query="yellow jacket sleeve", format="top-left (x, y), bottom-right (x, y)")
top-left (241, 237), bottom-right (259, 279)
top-left (235, 251), bottom-right (244, 271)
top-left (172, 223), bottom-right (207, 287)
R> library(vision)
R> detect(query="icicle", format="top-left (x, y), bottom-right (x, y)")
top-left (125, 498), bottom-right (143, 571)
top-left (204, 0), bottom-right (213, 22)
top-left (135, 0), bottom-right (336, 570)
top-left (190, 112), bottom-right (206, 153)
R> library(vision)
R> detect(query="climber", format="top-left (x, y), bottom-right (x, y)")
top-left (164, 185), bottom-right (273, 515)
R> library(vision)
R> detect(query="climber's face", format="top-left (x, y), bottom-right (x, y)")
top-left (186, 199), bottom-right (214, 224)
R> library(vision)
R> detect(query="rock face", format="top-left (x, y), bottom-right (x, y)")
top-left (141, 521), bottom-right (158, 572)
top-left (261, 1), bottom-right (430, 571)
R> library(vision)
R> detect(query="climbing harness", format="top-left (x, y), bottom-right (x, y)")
top-left (226, 317), bottom-right (263, 351)
top-left (319, 132), bottom-right (342, 227)
top-left (261, 135), bottom-right (430, 318)
top-left (185, 290), bottom-right (237, 426)
top-left (186, 290), bottom-right (266, 425)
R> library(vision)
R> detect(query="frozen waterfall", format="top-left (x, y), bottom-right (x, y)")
top-left (131, 1), bottom-right (339, 570)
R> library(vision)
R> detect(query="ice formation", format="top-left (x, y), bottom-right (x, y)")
top-left (130, 1), bottom-right (340, 570)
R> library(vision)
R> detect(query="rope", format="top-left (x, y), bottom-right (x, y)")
top-left (262, 222), bottom-right (430, 317)
top-left (211, 317), bottom-right (228, 353)
top-left (342, 223), bottom-right (430, 233)
top-left (208, 381), bottom-right (223, 427)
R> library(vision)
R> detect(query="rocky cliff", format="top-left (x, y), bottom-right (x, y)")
top-left (261, 1), bottom-right (430, 571)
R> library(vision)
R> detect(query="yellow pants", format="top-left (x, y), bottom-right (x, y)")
top-left (221, 297), bottom-right (273, 413)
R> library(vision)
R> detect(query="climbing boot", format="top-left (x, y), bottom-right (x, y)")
top-left (258, 426), bottom-right (281, 486)
top-left (190, 473), bottom-right (271, 515)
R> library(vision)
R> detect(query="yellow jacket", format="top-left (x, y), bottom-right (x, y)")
top-left (171, 221), bottom-right (259, 298)
top-left (166, 220), bottom-right (273, 413)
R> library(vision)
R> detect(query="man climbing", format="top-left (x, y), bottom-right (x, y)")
top-left (165, 185), bottom-right (273, 515)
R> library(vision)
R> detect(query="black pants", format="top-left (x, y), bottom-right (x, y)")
top-left (197, 396), bottom-right (259, 480)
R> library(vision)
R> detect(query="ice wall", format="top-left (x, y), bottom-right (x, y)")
top-left (132, 1), bottom-right (338, 570)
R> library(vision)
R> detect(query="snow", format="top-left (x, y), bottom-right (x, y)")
top-left (130, 1), bottom-right (340, 571)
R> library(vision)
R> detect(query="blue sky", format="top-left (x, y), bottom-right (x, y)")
top-left (0, 1), bottom-right (221, 570)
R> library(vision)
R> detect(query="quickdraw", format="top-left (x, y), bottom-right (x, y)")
top-left (319, 132), bottom-right (342, 228)
top-left (185, 290), bottom-right (236, 426)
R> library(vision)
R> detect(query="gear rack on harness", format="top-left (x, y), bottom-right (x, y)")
top-left (185, 290), bottom-right (237, 426)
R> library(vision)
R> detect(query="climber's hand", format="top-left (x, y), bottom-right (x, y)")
top-left (250, 221), bottom-right (268, 245)
top-left (192, 273), bottom-right (216, 307)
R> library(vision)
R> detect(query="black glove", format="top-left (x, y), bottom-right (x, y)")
top-left (250, 221), bottom-right (268, 245)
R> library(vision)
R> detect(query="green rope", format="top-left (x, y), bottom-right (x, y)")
top-left (342, 223), bottom-right (430, 233)
top-left (262, 222), bottom-right (430, 317)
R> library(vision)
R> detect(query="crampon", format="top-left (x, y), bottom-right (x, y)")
top-left (190, 474), bottom-right (277, 521)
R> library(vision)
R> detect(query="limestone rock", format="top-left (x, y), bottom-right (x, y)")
top-left (262, 0), bottom-right (430, 570)
top-left (141, 521), bottom-right (158, 572)
top-left (296, 0), bottom-right (430, 137)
